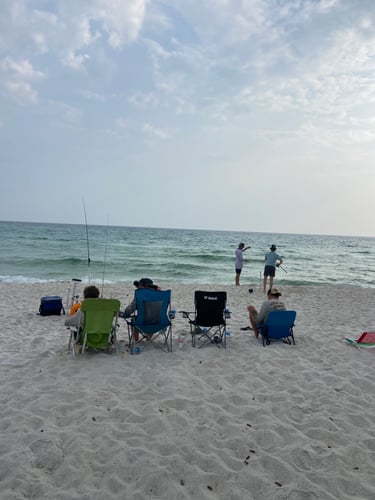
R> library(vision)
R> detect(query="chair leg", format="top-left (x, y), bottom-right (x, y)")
top-left (191, 326), bottom-right (196, 347)
top-left (81, 334), bottom-right (87, 355)
top-left (168, 326), bottom-right (172, 352)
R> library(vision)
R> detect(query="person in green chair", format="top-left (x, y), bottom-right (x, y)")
top-left (64, 285), bottom-right (100, 328)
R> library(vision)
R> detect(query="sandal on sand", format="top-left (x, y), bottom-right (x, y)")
top-left (240, 326), bottom-right (253, 331)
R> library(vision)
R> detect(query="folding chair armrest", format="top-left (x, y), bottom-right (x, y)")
top-left (179, 310), bottom-right (193, 319)
top-left (124, 316), bottom-right (136, 326)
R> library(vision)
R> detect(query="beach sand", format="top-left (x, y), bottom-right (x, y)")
top-left (0, 282), bottom-right (375, 500)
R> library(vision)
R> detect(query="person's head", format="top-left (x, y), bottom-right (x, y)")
top-left (270, 244), bottom-right (277, 251)
top-left (267, 287), bottom-right (282, 299)
top-left (136, 277), bottom-right (157, 290)
top-left (83, 285), bottom-right (100, 299)
top-left (238, 242), bottom-right (245, 249)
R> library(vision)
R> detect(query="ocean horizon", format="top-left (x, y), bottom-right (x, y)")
top-left (1, 220), bottom-right (374, 288)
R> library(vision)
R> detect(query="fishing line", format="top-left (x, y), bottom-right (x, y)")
top-left (82, 198), bottom-right (91, 283)
top-left (251, 238), bottom-right (287, 273)
top-left (101, 217), bottom-right (110, 298)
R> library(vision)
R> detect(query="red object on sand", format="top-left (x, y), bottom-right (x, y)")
top-left (357, 332), bottom-right (375, 344)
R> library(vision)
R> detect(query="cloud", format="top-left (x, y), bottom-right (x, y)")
top-left (142, 123), bottom-right (169, 139)
top-left (1, 56), bottom-right (45, 104)
top-left (79, 89), bottom-right (108, 102)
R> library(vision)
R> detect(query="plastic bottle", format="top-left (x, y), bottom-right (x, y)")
top-left (226, 327), bottom-right (231, 337)
top-left (130, 346), bottom-right (142, 355)
top-left (178, 332), bottom-right (186, 349)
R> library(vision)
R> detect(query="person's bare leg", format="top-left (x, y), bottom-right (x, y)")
top-left (269, 276), bottom-right (274, 290)
top-left (247, 305), bottom-right (259, 338)
top-left (132, 326), bottom-right (139, 342)
top-left (235, 272), bottom-right (240, 286)
top-left (263, 275), bottom-right (267, 293)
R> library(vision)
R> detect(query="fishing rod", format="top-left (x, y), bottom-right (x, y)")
top-left (101, 217), bottom-right (110, 298)
top-left (66, 278), bottom-right (82, 309)
top-left (82, 198), bottom-right (91, 283)
top-left (250, 239), bottom-right (287, 273)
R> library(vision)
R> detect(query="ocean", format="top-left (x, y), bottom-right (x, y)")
top-left (0, 221), bottom-right (374, 288)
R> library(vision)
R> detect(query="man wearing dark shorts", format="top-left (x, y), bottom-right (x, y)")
top-left (235, 242), bottom-right (251, 286)
top-left (263, 244), bottom-right (283, 293)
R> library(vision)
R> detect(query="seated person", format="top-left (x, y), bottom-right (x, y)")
top-left (123, 277), bottom-right (159, 317)
top-left (247, 287), bottom-right (286, 338)
top-left (64, 285), bottom-right (100, 328)
top-left (122, 277), bottom-right (159, 342)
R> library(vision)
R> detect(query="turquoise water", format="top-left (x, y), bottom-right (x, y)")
top-left (0, 221), bottom-right (374, 288)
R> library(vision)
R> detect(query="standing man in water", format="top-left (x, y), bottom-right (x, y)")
top-left (263, 244), bottom-right (283, 293)
top-left (235, 242), bottom-right (251, 286)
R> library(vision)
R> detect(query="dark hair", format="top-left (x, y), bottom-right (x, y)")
top-left (83, 285), bottom-right (100, 298)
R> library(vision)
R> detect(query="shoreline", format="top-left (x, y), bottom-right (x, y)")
top-left (1, 282), bottom-right (375, 499)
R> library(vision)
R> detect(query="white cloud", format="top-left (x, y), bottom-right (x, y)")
top-left (48, 100), bottom-right (83, 126)
top-left (79, 89), bottom-right (107, 102)
top-left (2, 56), bottom-right (44, 80)
top-left (1, 56), bottom-right (45, 104)
top-left (89, 0), bottom-right (148, 47)
top-left (143, 123), bottom-right (169, 139)
top-left (5, 80), bottom-right (38, 104)
top-left (128, 91), bottom-right (158, 107)
top-left (61, 50), bottom-right (90, 70)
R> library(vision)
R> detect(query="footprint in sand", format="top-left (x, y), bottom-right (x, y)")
top-left (30, 438), bottom-right (64, 473)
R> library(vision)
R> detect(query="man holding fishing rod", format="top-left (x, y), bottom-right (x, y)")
top-left (263, 244), bottom-right (283, 293)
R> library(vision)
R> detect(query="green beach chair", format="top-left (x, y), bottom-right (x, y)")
top-left (70, 298), bottom-right (121, 357)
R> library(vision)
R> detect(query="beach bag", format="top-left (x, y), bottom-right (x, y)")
top-left (39, 296), bottom-right (65, 316)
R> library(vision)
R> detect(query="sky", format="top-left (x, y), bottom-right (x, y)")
top-left (1, 0), bottom-right (375, 237)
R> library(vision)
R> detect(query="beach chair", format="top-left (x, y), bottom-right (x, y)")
top-left (258, 310), bottom-right (296, 347)
top-left (125, 288), bottom-right (173, 352)
top-left (182, 291), bottom-right (228, 349)
top-left (68, 298), bottom-right (121, 357)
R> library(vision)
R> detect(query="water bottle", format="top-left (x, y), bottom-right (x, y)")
top-left (177, 332), bottom-right (186, 349)
top-left (169, 309), bottom-right (176, 320)
top-left (226, 327), bottom-right (231, 337)
top-left (130, 346), bottom-right (142, 355)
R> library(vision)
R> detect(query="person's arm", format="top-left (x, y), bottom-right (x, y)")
top-left (123, 299), bottom-right (136, 318)
top-left (64, 310), bottom-right (83, 327)
top-left (257, 301), bottom-right (271, 324)
top-left (276, 257), bottom-right (283, 267)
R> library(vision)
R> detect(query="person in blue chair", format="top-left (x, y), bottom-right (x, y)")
top-left (247, 287), bottom-right (286, 338)
top-left (122, 278), bottom-right (159, 317)
top-left (122, 278), bottom-right (160, 342)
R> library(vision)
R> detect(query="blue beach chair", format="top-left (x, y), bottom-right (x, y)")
top-left (125, 288), bottom-right (173, 352)
top-left (258, 310), bottom-right (297, 347)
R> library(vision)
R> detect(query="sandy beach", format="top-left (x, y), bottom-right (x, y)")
top-left (0, 281), bottom-right (374, 500)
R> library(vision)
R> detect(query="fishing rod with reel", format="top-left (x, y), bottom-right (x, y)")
top-left (101, 217), bottom-right (110, 298)
top-left (251, 239), bottom-right (287, 273)
top-left (83, 199), bottom-right (91, 283)
top-left (66, 278), bottom-right (82, 311)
